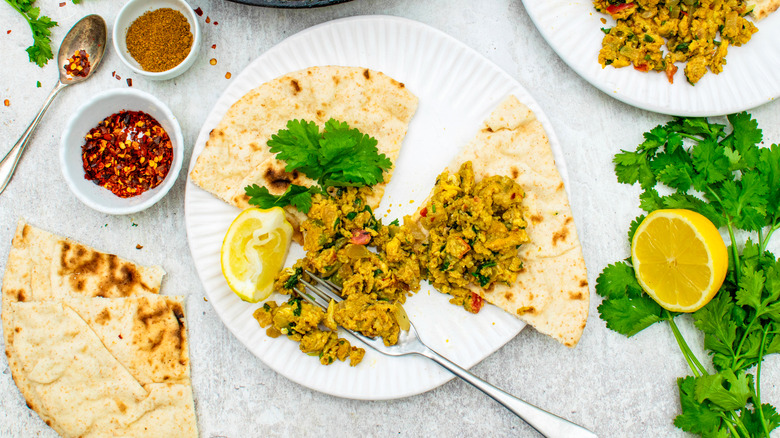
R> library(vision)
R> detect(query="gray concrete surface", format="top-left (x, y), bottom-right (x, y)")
top-left (0, 0), bottom-right (778, 437)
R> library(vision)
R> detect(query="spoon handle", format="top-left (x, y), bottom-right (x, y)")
top-left (0, 81), bottom-right (67, 195)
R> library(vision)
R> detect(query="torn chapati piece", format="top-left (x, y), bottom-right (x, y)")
top-left (189, 65), bottom-right (418, 235)
top-left (412, 96), bottom-right (590, 347)
top-left (1, 220), bottom-right (198, 437)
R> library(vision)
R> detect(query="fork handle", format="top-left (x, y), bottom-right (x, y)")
top-left (417, 347), bottom-right (598, 438)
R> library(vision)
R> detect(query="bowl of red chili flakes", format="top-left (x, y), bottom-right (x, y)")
top-left (60, 88), bottom-right (183, 214)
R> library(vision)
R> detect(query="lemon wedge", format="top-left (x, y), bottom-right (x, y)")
top-left (221, 207), bottom-right (293, 303)
top-left (631, 209), bottom-right (728, 313)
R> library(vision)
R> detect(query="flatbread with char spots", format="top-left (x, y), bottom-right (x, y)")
top-left (1, 220), bottom-right (197, 437)
top-left (189, 65), bottom-right (418, 238)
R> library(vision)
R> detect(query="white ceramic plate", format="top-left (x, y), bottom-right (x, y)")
top-left (185, 15), bottom-right (569, 400)
top-left (522, 1), bottom-right (780, 116)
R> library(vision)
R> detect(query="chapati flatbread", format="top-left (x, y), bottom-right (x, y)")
top-left (8, 301), bottom-right (197, 438)
top-left (413, 96), bottom-right (589, 347)
top-left (189, 65), bottom-right (418, 236)
top-left (1, 221), bottom-right (197, 437)
top-left (748, 0), bottom-right (779, 20)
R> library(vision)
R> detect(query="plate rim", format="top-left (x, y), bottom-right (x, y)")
top-left (184, 14), bottom-right (569, 400)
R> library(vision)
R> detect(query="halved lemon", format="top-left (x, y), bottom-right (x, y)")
top-left (221, 207), bottom-right (293, 302)
top-left (631, 209), bottom-right (728, 313)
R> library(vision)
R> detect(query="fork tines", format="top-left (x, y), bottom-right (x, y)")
top-left (294, 270), bottom-right (344, 310)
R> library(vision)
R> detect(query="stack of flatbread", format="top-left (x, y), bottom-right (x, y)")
top-left (1, 220), bottom-right (198, 437)
top-left (189, 65), bottom-right (419, 238)
top-left (411, 96), bottom-right (590, 347)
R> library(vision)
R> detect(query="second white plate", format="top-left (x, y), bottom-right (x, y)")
top-left (523, 0), bottom-right (780, 116)
top-left (185, 15), bottom-right (569, 400)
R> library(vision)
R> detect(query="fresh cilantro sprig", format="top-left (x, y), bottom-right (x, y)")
top-left (596, 112), bottom-right (780, 437)
top-left (245, 119), bottom-right (392, 213)
top-left (6, 0), bottom-right (57, 66)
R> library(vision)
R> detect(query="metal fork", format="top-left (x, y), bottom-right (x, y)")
top-left (295, 270), bottom-right (598, 438)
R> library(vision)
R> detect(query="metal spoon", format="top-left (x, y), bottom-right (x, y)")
top-left (0, 14), bottom-right (107, 195)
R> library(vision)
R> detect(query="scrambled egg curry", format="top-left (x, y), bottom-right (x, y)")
top-left (594, 0), bottom-right (757, 84)
top-left (417, 162), bottom-right (528, 313)
top-left (254, 162), bottom-right (529, 366)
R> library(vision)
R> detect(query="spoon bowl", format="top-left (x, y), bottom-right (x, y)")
top-left (58, 15), bottom-right (107, 84)
top-left (0, 14), bottom-right (107, 195)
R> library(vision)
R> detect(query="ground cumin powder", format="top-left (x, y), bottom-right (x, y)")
top-left (126, 8), bottom-right (193, 72)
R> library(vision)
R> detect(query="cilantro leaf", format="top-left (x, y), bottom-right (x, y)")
top-left (245, 184), bottom-right (319, 214)
top-left (268, 119), bottom-right (324, 179)
top-left (595, 261), bottom-right (644, 299)
top-left (674, 376), bottom-right (724, 435)
top-left (597, 294), bottom-right (664, 337)
top-left (694, 370), bottom-right (751, 412)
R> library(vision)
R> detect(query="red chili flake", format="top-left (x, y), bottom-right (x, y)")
top-left (127, 78), bottom-right (133, 87)
top-left (194, 6), bottom-right (203, 16)
top-left (118, 334), bottom-right (123, 339)
top-left (6, 30), bottom-right (10, 35)
top-left (59, 1), bottom-right (65, 6)
top-left (112, 71), bottom-right (116, 78)
top-left (81, 110), bottom-right (174, 198)
top-left (209, 58), bottom-right (217, 65)
top-left (115, 74), bottom-right (121, 80)
top-left (64, 49), bottom-right (90, 78)
top-left (3, 99), bottom-right (9, 107)
top-left (214, 21), bottom-right (218, 26)
top-left (211, 44), bottom-right (216, 49)
top-left (136, 244), bottom-right (143, 249)
top-left (225, 72), bottom-right (231, 79)
top-left (205, 16), bottom-right (211, 24)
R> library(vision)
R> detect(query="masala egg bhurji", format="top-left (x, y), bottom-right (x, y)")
top-left (188, 66), bottom-right (590, 367)
top-left (594, 0), bottom-right (758, 84)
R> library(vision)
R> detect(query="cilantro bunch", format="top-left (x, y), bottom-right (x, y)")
top-left (6, 1), bottom-right (85, 67)
top-left (596, 113), bottom-right (780, 437)
top-left (245, 119), bottom-right (392, 213)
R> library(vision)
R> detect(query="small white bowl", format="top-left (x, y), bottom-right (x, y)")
top-left (60, 88), bottom-right (184, 215)
top-left (113, 0), bottom-right (201, 81)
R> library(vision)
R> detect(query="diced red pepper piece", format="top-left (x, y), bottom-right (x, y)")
top-left (349, 229), bottom-right (371, 245)
top-left (606, 2), bottom-right (635, 15)
top-left (634, 63), bottom-right (650, 72)
top-left (665, 63), bottom-right (678, 84)
top-left (470, 292), bottom-right (484, 313)
top-left (420, 207), bottom-right (427, 218)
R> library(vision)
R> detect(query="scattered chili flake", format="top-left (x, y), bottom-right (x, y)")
top-left (209, 58), bottom-right (217, 65)
top-left (81, 110), bottom-right (174, 198)
top-left (136, 244), bottom-right (143, 249)
top-left (194, 6), bottom-right (203, 16)
top-left (127, 78), bottom-right (133, 87)
top-left (59, 2), bottom-right (65, 6)
top-left (211, 44), bottom-right (216, 49)
top-left (6, 30), bottom-right (10, 35)
top-left (112, 71), bottom-right (116, 77)
top-left (64, 50), bottom-right (91, 78)
top-left (225, 72), bottom-right (231, 79)
top-left (214, 21), bottom-right (218, 26)
top-left (3, 99), bottom-right (9, 107)
top-left (205, 16), bottom-right (211, 24)
top-left (116, 74), bottom-right (121, 80)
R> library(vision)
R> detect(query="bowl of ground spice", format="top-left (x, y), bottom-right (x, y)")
top-left (60, 88), bottom-right (184, 214)
top-left (113, 0), bottom-right (201, 80)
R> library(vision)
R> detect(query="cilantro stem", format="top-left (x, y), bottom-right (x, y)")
top-left (718, 414), bottom-right (742, 438)
top-left (704, 186), bottom-right (740, 283)
top-left (755, 324), bottom-right (771, 438)
top-left (762, 223), bottom-right (780, 253)
top-left (731, 314), bottom-right (760, 371)
top-left (666, 312), bottom-right (707, 376)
